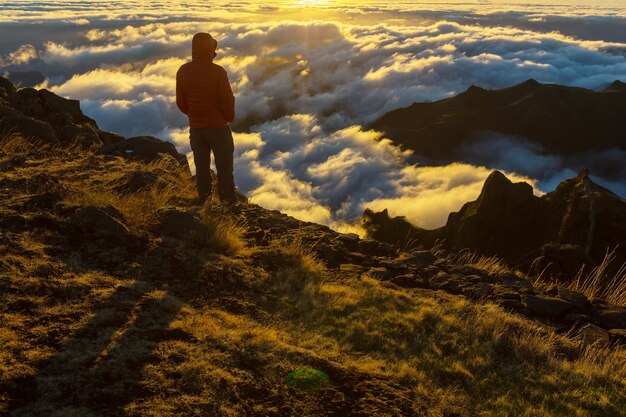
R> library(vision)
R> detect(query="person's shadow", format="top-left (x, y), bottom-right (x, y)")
top-left (6, 225), bottom-right (223, 416)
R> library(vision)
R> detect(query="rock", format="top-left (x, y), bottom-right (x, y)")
top-left (317, 244), bottom-right (344, 267)
top-left (577, 323), bottom-right (610, 347)
top-left (492, 285), bottom-right (521, 301)
top-left (345, 252), bottom-right (368, 265)
top-left (382, 260), bottom-right (407, 270)
top-left (390, 274), bottom-right (428, 288)
top-left (461, 283), bottom-right (493, 300)
top-left (99, 130), bottom-right (125, 146)
top-left (70, 206), bottom-right (130, 239)
top-left (21, 192), bottom-right (63, 210)
top-left (361, 208), bottom-right (432, 246)
top-left (449, 265), bottom-right (487, 277)
top-left (0, 101), bottom-right (57, 143)
top-left (101, 136), bottom-right (189, 170)
top-left (592, 307), bottom-right (626, 330)
top-left (433, 258), bottom-right (449, 271)
top-left (0, 214), bottom-right (27, 231)
top-left (336, 233), bottom-right (360, 246)
top-left (564, 313), bottom-right (591, 324)
top-left (30, 213), bottom-right (62, 231)
top-left (557, 288), bottom-right (591, 312)
top-left (357, 239), bottom-right (378, 253)
top-left (522, 295), bottom-right (574, 317)
top-left (152, 207), bottom-right (207, 240)
top-left (375, 242), bottom-right (396, 257)
top-left (421, 266), bottom-right (440, 279)
top-left (495, 273), bottom-right (534, 291)
top-left (58, 124), bottom-right (102, 148)
top-left (429, 272), bottom-right (463, 294)
top-left (403, 250), bottom-right (436, 267)
top-left (498, 299), bottom-right (526, 313)
top-left (540, 243), bottom-right (596, 280)
top-left (367, 267), bottom-right (393, 281)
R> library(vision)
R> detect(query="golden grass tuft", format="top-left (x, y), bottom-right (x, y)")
top-left (448, 248), bottom-right (511, 275)
top-left (534, 248), bottom-right (626, 307)
top-left (198, 206), bottom-right (245, 255)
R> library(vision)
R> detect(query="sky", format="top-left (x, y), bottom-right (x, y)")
top-left (1, 1), bottom-right (625, 232)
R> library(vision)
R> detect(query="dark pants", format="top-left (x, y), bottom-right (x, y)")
top-left (190, 126), bottom-right (236, 204)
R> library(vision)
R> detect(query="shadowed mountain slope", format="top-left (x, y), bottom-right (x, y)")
top-left (371, 79), bottom-right (626, 161)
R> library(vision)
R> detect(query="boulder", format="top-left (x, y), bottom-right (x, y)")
top-left (152, 207), bottom-right (207, 240)
top-left (564, 313), bottom-right (591, 324)
top-left (21, 192), bottom-right (63, 210)
top-left (522, 295), bottom-right (574, 317)
top-left (429, 272), bottom-right (463, 294)
top-left (592, 307), bottom-right (626, 330)
top-left (0, 101), bottom-right (57, 144)
top-left (58, 124), bottom-right (102, 147)
top-left (539, 243), bottom-right (596, 280)
top-left (461, 283), bottom-right (493, 300)
top-left (357, 239), bottom-right (378, 253)
top-left (0, 214), bottom-right (27, 231)
top-left (70, 206), bottom-right (130, 239)
top-left (403, 250), bottom-right (436, 267)
top-left (367, 267), bottom-right (393, 281)
top-left (494, 272), bottom-right (533, 291)
top-left (557, 287), bottom-right (591, 312)
top-left (102, 136), bottom-right (189, 170)
top-left (498, 299), bottom-right (526, 313)
top-left (390, 273), bottom-right (429, 288)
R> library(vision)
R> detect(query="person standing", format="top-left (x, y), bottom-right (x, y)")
top-left (176, 32), bottom-right (236, 205)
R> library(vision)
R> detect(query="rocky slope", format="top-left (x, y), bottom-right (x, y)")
top-left (1, 76), bottom-right (626, 416)
top-left (363, 170), bottom-right (626, 278)
top-left (371, 79), bottom-right (626, 160)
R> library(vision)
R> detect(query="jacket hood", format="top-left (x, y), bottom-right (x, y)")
top-left (192, 32), bottom-right (217, 61)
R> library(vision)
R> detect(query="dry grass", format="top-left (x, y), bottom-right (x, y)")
top-left (448, 248), bottom-right (511, 275)
top-left (2, 141), bottom-right (625, 416)
top-left (534, 248), bottom-right (626, 307)
top-left (198, 206), bottom-right (245, 255)
top-left (267, 247), bottom-right (626, 416)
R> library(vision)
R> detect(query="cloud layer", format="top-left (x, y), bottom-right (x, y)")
top-left (1, 2), bottom-right (625, 230)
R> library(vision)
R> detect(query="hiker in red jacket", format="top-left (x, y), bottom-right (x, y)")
top-left (176, 32), bottom-right (236, 205)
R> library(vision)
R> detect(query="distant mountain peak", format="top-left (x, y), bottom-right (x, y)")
top-left (604, 80), bottom-right (626, 92)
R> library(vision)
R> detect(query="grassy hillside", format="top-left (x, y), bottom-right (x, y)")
top-left (1, 136), bottom-right (625, 417)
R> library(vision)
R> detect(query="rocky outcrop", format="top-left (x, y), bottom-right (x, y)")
top-left (0, 75), bottom-right (189, 171)
top-left (362, 170), bottom-right (626, 280)
top-left (0, 79), bottom-right (102, 147)
top-left (102, 136), bottom-right (189, 167)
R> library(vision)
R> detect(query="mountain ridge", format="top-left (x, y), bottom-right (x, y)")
top-left (371, 78), bottom-right (626, 163)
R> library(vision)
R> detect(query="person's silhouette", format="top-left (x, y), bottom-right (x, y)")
top-left (176, 32), bottom-right (236, 205)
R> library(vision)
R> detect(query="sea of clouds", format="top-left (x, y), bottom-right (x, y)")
top-left (1, 1), bottom-right (625, 231)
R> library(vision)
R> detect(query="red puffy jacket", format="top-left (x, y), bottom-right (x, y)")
top-left (176, 57), bottom-right (235, 129)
